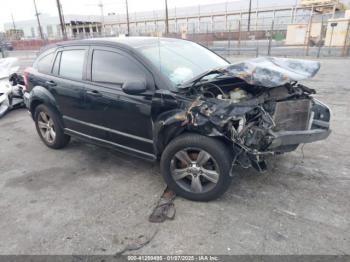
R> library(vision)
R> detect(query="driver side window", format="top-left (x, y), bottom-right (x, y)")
top-left (91, 49), bottom-right (150, 87)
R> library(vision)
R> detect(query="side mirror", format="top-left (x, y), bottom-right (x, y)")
top-left (122, 80), bottom-right (147, 95)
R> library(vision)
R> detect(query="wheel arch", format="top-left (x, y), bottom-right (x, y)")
top-left (29, 86), bottom-right (64, 128)
top-left (154, 123), bottom-right (233, 159)
top-left (29, 86), bottom-right (59, 114)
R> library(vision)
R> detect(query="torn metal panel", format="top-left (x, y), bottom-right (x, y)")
top-left (224, 57), bottom-right (320, 88)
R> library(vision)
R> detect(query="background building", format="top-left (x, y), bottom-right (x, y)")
top-left (3, 14), bottom-right (100, 39)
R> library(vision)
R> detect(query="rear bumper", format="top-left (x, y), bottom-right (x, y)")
top-left (23, 92), bottom-right (30, 109)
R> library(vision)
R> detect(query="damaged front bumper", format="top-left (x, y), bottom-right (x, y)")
top-left (268, 98), bottom-right (331, 151)
top-left (267, 129), bottom-right (331, 150)
top-left (232, 98), bottom-right (331, 172)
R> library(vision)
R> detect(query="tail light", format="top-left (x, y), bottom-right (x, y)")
top-left (23, 68), bottom-right (29, 92)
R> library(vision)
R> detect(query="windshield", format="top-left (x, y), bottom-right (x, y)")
top-left (137, 39), bottom-right (229, 88)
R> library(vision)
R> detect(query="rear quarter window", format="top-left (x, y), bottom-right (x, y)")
top-left (36, 52), bottom-right (55, 74)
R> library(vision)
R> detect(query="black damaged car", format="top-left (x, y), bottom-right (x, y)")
top-left (23, 37), bottom-right (331, 201)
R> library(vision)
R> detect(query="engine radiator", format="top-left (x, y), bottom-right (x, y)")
top-left (272, 99), bottom-right (311, 131)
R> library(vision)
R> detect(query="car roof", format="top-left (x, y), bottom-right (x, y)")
top-left (40, 37), bottom-right (189, 53)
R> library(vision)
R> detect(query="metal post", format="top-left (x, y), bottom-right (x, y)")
top-left (238, 20), bottom-right (241, 55)
top-left (341, 19), bottom-right (350, 57)
top-left (255, 1), bottom-right (259, 56)
top-left (98, 0), bottom-right (104, 36)
top-left (267, 18), bottom-right (274, 56)
top-left (174, 7), bottom-right (177, 34)
top-left (228, 23), bottom-right (231, 50)
top-left (227, 23), bottom-right (231, 57)
top-left (165, 0), bottom-right (169, 35)
top-left (125, 0), bottom-right (130, 36)
top-left (305, 5), bottom-right (314, 56)
top-left (198, 5), bottom-right (201, 33)
top-left (247, 0), bottom-right (252, 32)
top-left (56, 0), bottom-right (67, 39)
top-left (33, 0), bottom-right (44, 40)
top-left (186, 17), bottom-right (189, 35)
top-left (317, 15), bottom-right (324, 58)
top-left (328, 27), bottom-right (334, 55)
top-left (206, 23), bottom-right (209, 47)
top-left (225, 1), bottom-right (228, 32)
top-left (11, 14), bottom-right (17, 40)
top-left (11, 14), bottom-right (16, 30)
top-left (267, 10), bottom-right (275, 56)
top-left (328, 22), bottom-right (337, 55)
top-left (255, 9), bottom-right (258, 32)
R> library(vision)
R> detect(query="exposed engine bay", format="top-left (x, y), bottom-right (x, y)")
top-left (162, 57), bottom-right (331, 172)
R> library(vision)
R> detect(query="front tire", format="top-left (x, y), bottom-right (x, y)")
top-left (34, 104), bottom-right (70, 149)
top-left (160, 133), bottom-right (233, 201)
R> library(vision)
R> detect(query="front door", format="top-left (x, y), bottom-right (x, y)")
top-left (84, 47), bottom-right (155, 158)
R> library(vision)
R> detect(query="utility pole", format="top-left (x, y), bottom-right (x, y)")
top-left (11, 14), bottom-right (17, 40)
top-left (125, 0), bottom-right (130, 36)
top-left (56, 0), bottom-right (67, 39)
top-left (98, 0), bottom-right (105, 36)
top-left (165, 0), bottom-right (169, 35)
top-left (11, 14), bottom-right (16, 30)
top-left (247, 0), bottom-right (252, 32)
top-left (11, 14), bottom-right (16, 39)
top-left (33, 0), bottom-right (44, 40)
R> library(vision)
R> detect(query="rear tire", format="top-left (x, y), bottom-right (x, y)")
top-left (160, 133), bottom-right (233, 201)
top-left (34, 104), bottom-right (70, 149)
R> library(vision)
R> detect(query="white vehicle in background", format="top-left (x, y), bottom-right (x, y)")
top-left (0, 57), bottom-right (25, 118)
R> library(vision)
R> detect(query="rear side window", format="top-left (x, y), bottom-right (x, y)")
top-left (59, 50), bottom-right (85, 80)
top-left (37, 52), bottom-right (55, 74)
top-left (91, 50), bottom-right (147, 85)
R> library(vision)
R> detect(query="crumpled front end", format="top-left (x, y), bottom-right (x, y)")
top-left (160, 57), bottom-right (331, 172)
top-left (174, 89), bottom-right (330, 172)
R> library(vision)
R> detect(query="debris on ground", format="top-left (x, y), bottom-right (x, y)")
top-left (114, 229), bottom-right (159, 256)
top-left (149, 187), bottom-right (176, 223)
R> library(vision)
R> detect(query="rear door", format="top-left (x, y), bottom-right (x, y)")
top-left (49, 46), bottom-right (92, 134)
top-left (84, 46), bottom-right (155, 157)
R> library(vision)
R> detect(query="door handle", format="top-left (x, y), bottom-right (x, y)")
top-left (86, 90), bottom-right (102, 97)
top-left (45, 80), bottom-right (56, 87)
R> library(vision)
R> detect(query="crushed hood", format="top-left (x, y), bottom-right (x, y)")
top-left (182, 57), bottom-right (320, 89)
top-left (224, 57), bottom-right (320, 88)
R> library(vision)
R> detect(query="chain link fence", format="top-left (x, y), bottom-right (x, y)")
top-left (1, 5), bottom-right (350, 58)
